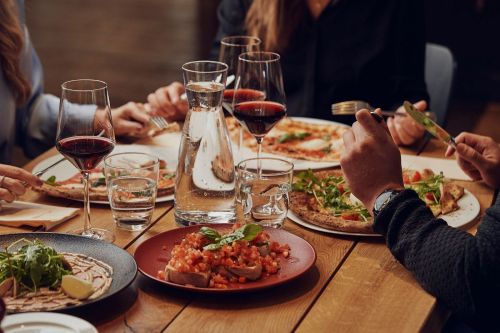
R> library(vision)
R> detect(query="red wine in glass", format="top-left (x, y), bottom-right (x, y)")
top-left (57, 79), bottom-right (116, 242)
top-left (233, 101), bottom-right (286, 137)
top-left (56, 136), bottom-right (115, 171)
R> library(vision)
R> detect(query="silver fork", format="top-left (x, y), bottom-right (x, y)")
top-left (150, 115), bottom-right (169, 129)
top-left (33, 157), bottom-right (66, 177)
top-left (331, 100), bottom-right (436, 120)
top-left (143, 103), bottom-right (169, 129)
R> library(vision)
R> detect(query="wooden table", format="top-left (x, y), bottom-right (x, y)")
top-left (6, 137), bottom-right (495, 333)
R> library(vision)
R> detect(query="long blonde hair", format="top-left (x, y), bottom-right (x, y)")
top-left (245, 0), bottom-right (305, 52)
top-left (0, 0), bottom-right (31, 106)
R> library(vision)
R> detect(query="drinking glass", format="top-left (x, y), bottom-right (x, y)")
top-left (175, 61), bottom-right (236, 226)
top-left (104, 153), bottom-right (159, 231)
top-left (56, 79), bottom-right (116, 242)
top-left (219, 36), bottom-right (261, 163)
top-left (237, 158), bottom-right (293, 228)
top-left (232, 52), bottom-right (287, 170)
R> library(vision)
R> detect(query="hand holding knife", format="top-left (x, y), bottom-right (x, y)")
top-left (402, 101), bottom-right (456, 148)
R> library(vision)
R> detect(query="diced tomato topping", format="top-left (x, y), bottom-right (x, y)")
top-left (411, 171), bottom-right (422, 183)
top-left (425, 193), bottom-right (436, 201)
top-left (337, 184), bottom-right (345, 194)
top-left (341, 212), bottom-right (360, 221)
top-left (157, 270), bottom-right (166, 280)
top-left (166, 230), bottom-right (290, 289)
top-left (403, 174), bottom-right (410, 184)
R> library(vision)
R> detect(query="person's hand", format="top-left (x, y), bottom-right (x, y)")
top-left (387, 100), bottom-right (427, 146)
top-left (147, 82), bottom-right (188, 122)
top-left (111, 102), bottom-right (151, 137)
top-left (445, 132), bottom-right (500, 189)
top-left (340, 109), bottom-right (404, 212)
top-left (0, 164), bottom-right (43, 203)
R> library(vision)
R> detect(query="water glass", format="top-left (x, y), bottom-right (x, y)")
top-left (237, 158), bottom-right (293, 228)
top-left (104, 153), bottom-right (159, 231)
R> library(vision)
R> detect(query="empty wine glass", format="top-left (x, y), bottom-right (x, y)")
top-left (56, 79), bottom-right (116, 242)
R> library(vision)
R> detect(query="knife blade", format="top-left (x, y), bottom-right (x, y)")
top-left (403, 101), bottom-right (456, 148)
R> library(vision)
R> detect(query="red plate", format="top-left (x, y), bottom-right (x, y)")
top-left (134, 224), bottom-right (316, 293)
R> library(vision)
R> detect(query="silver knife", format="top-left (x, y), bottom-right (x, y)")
top-left (403, 101), bottom-right (456, 148)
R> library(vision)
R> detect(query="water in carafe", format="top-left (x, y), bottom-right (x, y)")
top-left (175, 75), bottom-right (236, 225)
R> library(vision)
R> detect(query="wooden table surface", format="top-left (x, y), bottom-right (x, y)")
top-left (5, 136), bottom-right (495, 333)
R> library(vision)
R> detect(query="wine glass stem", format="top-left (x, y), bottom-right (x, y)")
top-left (81, 171), bottom-right (92, 233)
top-left (238, 126), bottom-right (244, 163)
top-left (256, 137), bottom-right (263, 178)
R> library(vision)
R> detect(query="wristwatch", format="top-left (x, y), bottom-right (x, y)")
top-left (373, 189), bottom-right (404, 217)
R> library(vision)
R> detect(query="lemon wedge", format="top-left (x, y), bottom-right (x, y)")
top-left (61, 275), bottom-right (94, 300)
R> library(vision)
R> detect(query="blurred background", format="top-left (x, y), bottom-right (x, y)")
top-left (21, 0), bottom-right (499, 162)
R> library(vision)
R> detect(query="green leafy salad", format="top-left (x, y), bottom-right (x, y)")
top-left (292, 170), bottom-right (370, 221)
top-left (0, 239), bottom-right (71, 295)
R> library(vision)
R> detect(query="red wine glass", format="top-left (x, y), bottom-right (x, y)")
top-left (219, 36), bottom-right (261, 163)
top-left (56, 79), bottom-right (116, 242)
top-left (233, 52), bottom-right (287, 169)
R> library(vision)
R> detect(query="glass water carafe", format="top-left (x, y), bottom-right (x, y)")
top-left (174, 61), bottom-right (236, 226)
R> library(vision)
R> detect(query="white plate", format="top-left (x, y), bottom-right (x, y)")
top-left (2, 312), bottom-right (97, 333)
top-left (233, 117), bottom-right (348, 170)
top-left (288, 189), bottom-right (480, 237)
top-left (32, 144), bottom-right (176, 204)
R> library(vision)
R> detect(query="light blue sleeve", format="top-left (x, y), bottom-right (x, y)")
top-left (14, 2), bottom-right (95, 158)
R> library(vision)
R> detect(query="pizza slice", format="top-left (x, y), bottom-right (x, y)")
top-left (37, 160), bottom-right (175, 201)
top-left (290, 168), bottom-right (466, 234)
top-left (226, 117), bottom-right (347, 162)
top-left (290, 169), bottom-right (374, 234)
top-left (402, 169), bottom-right (465, 217)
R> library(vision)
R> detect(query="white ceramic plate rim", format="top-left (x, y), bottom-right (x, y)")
top-left (2, 312), bottom-right (97, 333)
top-left (288, 189), bottom-right (480, 237)
top-left (32, 145), bottom-right (175, 204)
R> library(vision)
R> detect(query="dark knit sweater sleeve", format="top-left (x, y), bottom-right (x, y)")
top-left (374, 189), bottom-right (500, 332)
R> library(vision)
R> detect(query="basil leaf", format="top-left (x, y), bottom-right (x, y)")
top-left (219, 231), bottom-right (245, 245)
top-left (163, 173), bottom-right (175, 180)
top-left (238, 224), bottom-right (262, 241)
top-left (296, 132), bottom-right (311, 140)
top-left (45, 176), bottom-right (59, 186)
top-left (92, 177), bottom-right (106, 187)
top-left (203, 243), bottom-right (222, 251)
top-left (278, 133), bottom-right (293, 143)
top-left (199, 227), bottom-right (221, 242)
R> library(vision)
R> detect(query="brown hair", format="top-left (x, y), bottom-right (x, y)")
top-left (0, 0), bottom-right (31, 106)
top-left (245, 0), bottom-right (305, 52)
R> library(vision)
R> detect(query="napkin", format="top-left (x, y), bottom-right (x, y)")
top-left (0, 201), bottom-right (79, 230)
top-left (401, 154), bottom-right (470, 181)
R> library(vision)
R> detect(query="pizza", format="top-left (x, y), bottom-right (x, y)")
top-left (36, 160), bottom-right (175, 202)
top-left (226, 117), bottom-right (347, 162)
top-left (289, 169), bottom-right (465, 234)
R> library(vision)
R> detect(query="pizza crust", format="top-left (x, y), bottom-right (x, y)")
top-left (289, 169), bottom-right (374, 234)
top-left (290, 191), bottom-right (374, 234)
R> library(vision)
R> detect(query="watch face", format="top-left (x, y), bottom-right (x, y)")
top-left (373, 190), bottom-right (401, 215)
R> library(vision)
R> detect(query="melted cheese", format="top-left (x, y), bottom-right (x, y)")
top-left (296, 139), bottom-right (330, 151)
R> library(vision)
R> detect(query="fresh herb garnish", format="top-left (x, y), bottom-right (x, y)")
top-left (199, 224), bottom-right (263, 251)
top-left (162, 173), bottom-right (175, 180)
top-left (293, 170), bottom-right (370, 221)
top-left (0, 239), bottom-right (71, 294)
top-left (45, 176), bottom-right (59, 186)
top-left (278, 132), bottom-right (311, 144)
top-left (406, 172), bottom-right (444, 203)
top-left (91, 177), bottom-right (106, 187)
